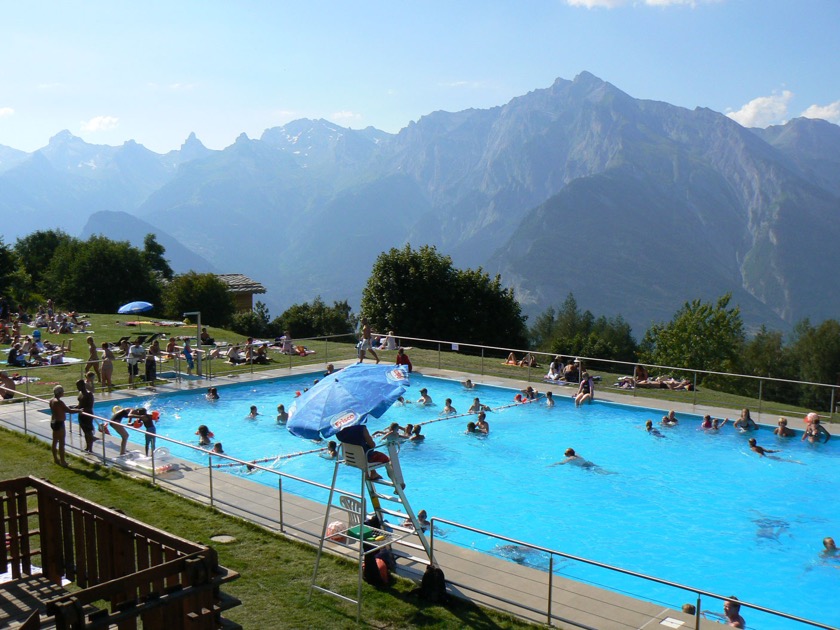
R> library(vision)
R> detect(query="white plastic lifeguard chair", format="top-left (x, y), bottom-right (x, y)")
top-left (309, 439), bottom-right (436, 620)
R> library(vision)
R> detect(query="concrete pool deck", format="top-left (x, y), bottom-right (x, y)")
top-left (0, 361), bottom-right (815, 629)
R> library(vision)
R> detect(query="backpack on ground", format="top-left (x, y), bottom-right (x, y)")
top-left (419, 564), bottom-right (448, 604)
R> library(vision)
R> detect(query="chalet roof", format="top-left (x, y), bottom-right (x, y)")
top-left (215, 273), bottom-right (267, 294)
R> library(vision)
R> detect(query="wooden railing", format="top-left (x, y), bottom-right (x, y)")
top-left (0, 476), bottom-right (241, 629)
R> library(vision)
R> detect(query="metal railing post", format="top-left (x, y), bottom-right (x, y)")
top-left (830, 387), bottom-right (836, 423)
top-left (481, 348), bottom-right (485, 376)
top-left (101, 420), bottom-right (107, 464)
top-left (695, 594), bottom-right (701, 630)
top-left (692, 372), bottom-right (698, 407)
top-left (151, 447), bottom-right (157, 485)
top-left (208, 453), bottom-right (215, 507)
top-left (757, 379), bottom-right (764, 420)
top-left (324, 338), bottom-right (329, 365)
top-left (278, 477), bottom-right (284, 533)
top-left (438, 343), bottom-right (441, 369)
top-left (547, 555), bottom-right (554, 626)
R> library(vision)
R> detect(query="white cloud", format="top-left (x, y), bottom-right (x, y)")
top-left (726, 90), bottom-right (793, 128)
top-left (330, 110), bottom-right (362, 123)
top-left (800, 101), bottom-right (840, 124)
top-left (439, 80), bottom-right (485, 89)
top-left (0, 107), bottom-right (14, 118)
top-left (80, 115), bottom-right (120, 132)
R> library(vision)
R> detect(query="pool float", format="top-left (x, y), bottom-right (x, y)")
top-left (118, 447), bottom-right (178, 475)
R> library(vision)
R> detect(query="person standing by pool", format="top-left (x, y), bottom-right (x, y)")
top-left (109, 406), bottom-right (139, 455)
top-left (182, 338), bottom-right (195, 375)
top-left (723, 597), bottom-right (745, 628)
top-left (357, 317), bottom-right (380, 364)
top-left (73, 378), bottom-right (95, 453)
top-left (100, 342), bottom-right (115, 392)
top-left (802, 416), bottom-right (830, 443)
top-left (774, 417), bottom-right (795, 437)
top-left (138, 409), bottom-right (156, 456)
top-left (49, 385), bottom-right (78, 466)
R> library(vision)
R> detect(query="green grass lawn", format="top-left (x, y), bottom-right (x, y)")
top-left (0, 427), bottom-right (535, 629)
top-left (5, 314), bottom-right (831, 425)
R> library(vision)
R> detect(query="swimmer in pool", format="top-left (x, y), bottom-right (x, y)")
top-left (544, 391), bottom-right (554, 407)
top-left (409, 425), bottom-right (425, 441)
top-left (645, 419), bottom-right (665, 438)
top-left (661, 410), bottom-right (678, 426)
top-left (375, 422), bottom-right (405, 442)
top-left (712, 418), bottom-right (728, 430)
top-left (322, 441), bottom-right (338, 459)
top-left (822, 537), bottom-right (837, 557)
top-left (276, 404), bottom-right (288, 424)
top-left (463, 379), bottom-right (475, 389)
top-left (723, 596), bottom-right (745, 629)
top-left (475, 411), bottom-right (489, 434)
top-left (733, 408), bottom-right (758, 431)
top-left (465, 421), bottom-right (477, 434)
top-left (247, 405), bottom-right (259, 419)
top-left (552, 448), bottom-right (616, 474)
top-left (802, 417), bottom-right (831, 443)
top-left (700, 415), bottom-right (713, 429)
top-left (748, 438), bottom-right (779, 457)
top-left (468, 397), bottom-right (490, 413)
top-left (773, 417), bottom-right (795, 437)
top-left (441, 398), bottom-right (457, 415)
top-left (417, 388), bottom-right (432, 406)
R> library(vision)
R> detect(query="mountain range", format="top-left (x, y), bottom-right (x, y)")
top-left (2, 71), bottom-right (839, 337)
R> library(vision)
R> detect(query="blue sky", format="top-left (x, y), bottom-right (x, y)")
top-left (1, 0), bottom-right (838, 153)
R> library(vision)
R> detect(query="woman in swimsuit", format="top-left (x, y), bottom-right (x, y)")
top-left (86, 336), bottom-right (101, 383)
top-left (100, 342), bottom-right (115, 392)
top-left (802, 418), bottom-right (831, 443)
top-left (574, 372), bottom-right (594, 407)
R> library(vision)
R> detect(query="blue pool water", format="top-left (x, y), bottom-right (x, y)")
top-left (100, 373), bottom-right (840, 628)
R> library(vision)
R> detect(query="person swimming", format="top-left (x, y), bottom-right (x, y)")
top-left (645, 419), bottom-right (665, 438)
top-left (442, 398), bottom-right (457, 415)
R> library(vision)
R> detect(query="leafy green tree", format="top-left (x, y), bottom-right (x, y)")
top-left (531, 293), bottom-right (637, 362)
top-left (740, 326), bottom-right (798, 403)
top-left (271, 297), bottom-right (355, 339)
top-left (230, 301), bottom-right (272, 338)
top-left (14, 230), bottom-right (76, 290)
top-left (142, 234), bottom-right (174, 281)
top-left (42, 235), bottom-right (162, 313)
top-left (0, 238), bottom-right (31, 307)
top-left (639, 294), bottom-right (744, 377)
top-left (787, 319), bottom-right (840, 410)
top-left (162, 272), bottom-right (234, 327)
top-left (360, 244), bottom-right (526, 348)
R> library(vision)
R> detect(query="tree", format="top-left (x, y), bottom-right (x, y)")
top-left (0, 238), bottom-right (30, 307)
top-left (230, 301), bottom-right (272, 338)
top-left (360, 244), bottom-right (527, 348)
top-left (162, 272), bottom-right (235, 327)
top-left (787, 319), bottom-right (840, 410)
top-left (142, 234), bottom-right (174, 281)
top-left (41, 235), bottom-right (162, 313)
top-left (14, 230), bottom-right (75, 290)
top-left (530, 293), bottom-right (637, 362)
top-left (271, 297), bottom-right (355, 339)
top-left (639, 294), bottom-right (744, 377)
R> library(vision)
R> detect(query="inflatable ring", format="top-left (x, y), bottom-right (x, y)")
top-left (112, 405), bottom-right (122, 414)
top-left (154, 446), bottom-right (170, 458)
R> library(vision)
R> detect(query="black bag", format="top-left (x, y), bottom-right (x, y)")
top-left (419, 564), bottom-right (448, 604)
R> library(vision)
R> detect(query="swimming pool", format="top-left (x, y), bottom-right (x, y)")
top-left (101, 373), bottom-right (840, 629)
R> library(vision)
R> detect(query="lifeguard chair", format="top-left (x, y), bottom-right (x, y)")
top-left (309, 439), bottom-right (436, 620)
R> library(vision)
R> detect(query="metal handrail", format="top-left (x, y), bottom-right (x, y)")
top-left (429, 516), bottom-right (835, 630)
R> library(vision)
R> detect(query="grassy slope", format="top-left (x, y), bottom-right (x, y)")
top-left (0, 427), bottom-right (534, 629)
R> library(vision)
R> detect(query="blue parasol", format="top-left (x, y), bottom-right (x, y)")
top-left (286, 363), bottom-right (410, 440)
top-left (117, 301), bottom-right (154, 315)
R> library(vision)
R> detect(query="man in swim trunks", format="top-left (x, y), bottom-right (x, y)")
top-left (357, 318), bottom-right (380, 364)
top-left (49, 385), bottom-right (78, 466)
top-left (475, 411), bottom-right (489, 434)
